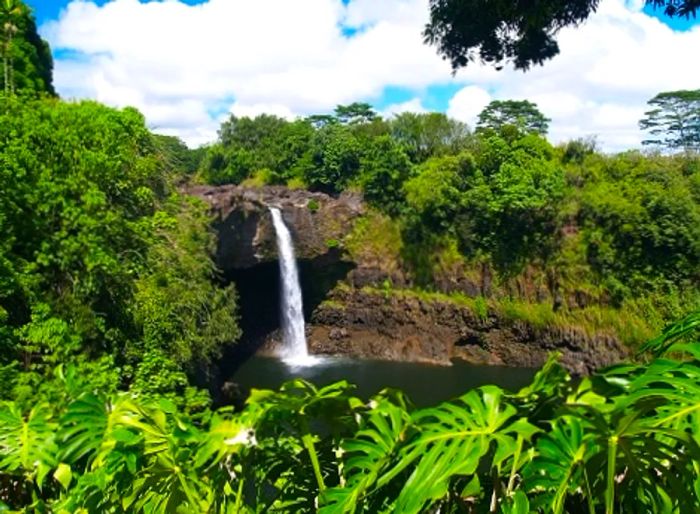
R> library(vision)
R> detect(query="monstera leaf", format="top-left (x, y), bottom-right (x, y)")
top-left (523, 415), bottom-right (597, 514)
top-left (383, 386), bottom-right (534, 514)
top-left (637, 310), bottom-right (699, 358)
top-left (58, 392), bottom-right (148, 469)
top-left (0, 402), bottom-right (58, 488)
top-left (320, 396), bottom-right (412, 514)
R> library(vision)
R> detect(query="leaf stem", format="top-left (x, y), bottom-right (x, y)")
top-left (300, 417), bottom-right (326, 493)
top-left (605, 435), bottom-right (617, 514)
top-left (506, 435), bottom-right (524, 496)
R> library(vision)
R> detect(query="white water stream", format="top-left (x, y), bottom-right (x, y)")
top-left (269, 207), bottom-right (318, 366)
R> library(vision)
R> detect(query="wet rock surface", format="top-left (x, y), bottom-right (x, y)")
top-left (188, 185), bottom-right (364, 271)
top-left (306, 288), bottom-right (628, 375)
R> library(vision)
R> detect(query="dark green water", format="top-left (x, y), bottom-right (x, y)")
top-left (231, 356), bottom-right (537, 407)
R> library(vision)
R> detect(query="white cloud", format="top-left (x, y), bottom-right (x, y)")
top-left (446, 86), bottom-right (491, 127)
top-left (229, 102), bottom-right (296, 120)
top-left (43, 0), bottom-right (448, 145)
top-left (41, 0), bottom-right (700, 151)
top-left (382, 97), bottom-right (428, 117)
top-left (343, 0), bottom-right (428, 28)
top-left (451, 0), bottom-right (700, 150)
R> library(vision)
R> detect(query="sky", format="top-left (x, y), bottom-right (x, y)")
top-left (26, 0), bottom-right (700, 150)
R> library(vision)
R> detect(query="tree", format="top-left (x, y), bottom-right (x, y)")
top-left (358, 135), bottom-right (413, 214)
top-left (304, 124), bottom-right (362, 194)
top-left (639, 89), bottom-right (700, 152)
top-left (153, 134), bottom-right (203, 178)
top-left (403, 153), bottom-right (472, 232)
top-left (218, 113), bottom-right (287, 151)
top-left (477, 100), bottom-right (550, 136)
top-left (0, 0), bottom-right (54, 97)
top-left (0, 99), bottom-right (238, 404)
top-left (424, 0), bottom-right (699, 71)
top-left (1, 0), bottom-right (22, 95)
top-left (334, 102), bottom-right (378, 125)
top-left (390, 112), bottom-right (471, 163)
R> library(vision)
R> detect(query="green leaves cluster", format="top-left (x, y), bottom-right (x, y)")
top-left (198, 107), bottom-right (473, 201)
top-left (0, 98), bottom-right (239, 408)
top-left (200, 98), bottom-right (698, 316)
top-left (0, 0), bottom-right (54, 97)
top-left (423, 0), bottom-right (699, 71)
top-left (1, 311), bottom-right (699, 512)
top-left (404, 132), bottom-right (565, 275)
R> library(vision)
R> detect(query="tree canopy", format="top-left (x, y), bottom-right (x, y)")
top-left (0, 0), bottom-right (54, 97)
top-left (477, 100), bottom-right (550, 136)
top-left (424, 0), bottom-right (700, 71)
top-left (0, 98), bottom-right (239, 407)
top-left (639, 89), bottom-right (700, 152)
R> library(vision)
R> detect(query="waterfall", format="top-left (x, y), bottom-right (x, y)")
top-left (269, 207), bottom-right (316, 365)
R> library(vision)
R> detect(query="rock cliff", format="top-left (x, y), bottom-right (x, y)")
top-left (189, 185), bottom-right (629, 374)
top-left (306, 287), bottom-right (627, 375)
top-left (188, 185), bottom-right (363, 271)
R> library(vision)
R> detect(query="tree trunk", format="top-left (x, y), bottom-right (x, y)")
top-left (2, 39), bottom-right (7, 96)
top-left (7, 30), bottom-right (12, 96)
top-left (2, 53), bottom-right (7, 96)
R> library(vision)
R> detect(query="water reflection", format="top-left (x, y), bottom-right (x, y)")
top-left (231, 356), bottom-right (537, 407)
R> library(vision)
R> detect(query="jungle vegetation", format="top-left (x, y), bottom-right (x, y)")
top-left (1, 311), bottom-right (699, 513)
top-left (1, 2), bottom-right (700, 512)
top-left (198, 97), bottom-right (700, 342)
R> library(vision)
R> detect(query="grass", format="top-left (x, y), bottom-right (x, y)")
top-left (318, 299), bottom-right (346, 310)
top-left (344, 210), bottom-right (403, 271)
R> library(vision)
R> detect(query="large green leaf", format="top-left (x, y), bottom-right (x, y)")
top-left (0, 402), bottom-right (57, 487)
top-left (320, 397), bottom-right (412, 513)
top-left (524, 416), bottom-right (597, 514)
top-left (387, 386), bottom-right (524, 513)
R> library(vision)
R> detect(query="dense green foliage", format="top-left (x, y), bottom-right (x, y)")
top-left (199, 103), bottom-right (699, 330)
top-left (1, 311), bottom-right (699, 513)
top-left (0, 8), bottom-right (698, 510)
top-left (0, 98), bottom-right (239, 409)
top-left (423, 0), bottom-right (699, 71)
top-left (477, 100), bottom-right (550, 136)
top-left (0, 0), bottom-right (54, 97)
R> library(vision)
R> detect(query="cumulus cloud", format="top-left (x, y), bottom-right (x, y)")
top-left (43, 0), bottom-right (448, 145)
top-left (41, 0), bottom-right (700, 150)
top-left (382, 98), bottom-right (429, 117)
top-left (449, 0), bottom-right (700, 150)
top-left (446, 86), bottom-right (491, 127)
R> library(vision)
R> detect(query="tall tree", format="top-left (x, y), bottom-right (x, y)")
top-left (424, 0), bottom-right (699, 71)
top-left (1, 0), bottom-right (21, 95)
top-left (334, 102), bottom-right (378, 124)
top-left (477, 100), bottom-right (550, 136)
top-left (0, 0), bottom-right (54, 97)
top-left (639, 89), bottom-right (700, 152)
top-left (390, 112), bottom-right (471, 163)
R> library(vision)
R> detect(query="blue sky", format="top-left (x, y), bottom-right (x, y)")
top-left (27, 0), bottom-right (699, 31)
top-left (31, 0), bottom-right (700, 149)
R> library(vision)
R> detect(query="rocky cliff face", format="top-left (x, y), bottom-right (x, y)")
top-left (306, 287), bottom-right (627, 375)
top-left (188, 185), bottom-right (364, 271)
top-left (189, 185), bottom-right (629, 375)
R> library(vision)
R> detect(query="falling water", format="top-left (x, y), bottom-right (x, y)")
top-left (269, 207), bottom-right (316, 365)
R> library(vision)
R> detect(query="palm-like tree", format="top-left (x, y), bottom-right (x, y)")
top-left (1, 0), bottom-right (24, 96)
